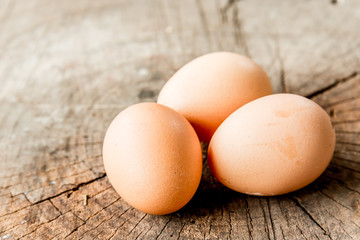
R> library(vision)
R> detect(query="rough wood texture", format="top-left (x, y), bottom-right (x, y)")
top-left (1, 0), bottom-right (360, 239)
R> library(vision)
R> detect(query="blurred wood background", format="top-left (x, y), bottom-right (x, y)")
top-left (1, 0), bottom-right (360, 239)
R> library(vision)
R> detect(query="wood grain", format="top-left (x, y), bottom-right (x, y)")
top-left (0, 0), bottom-right (359, 239)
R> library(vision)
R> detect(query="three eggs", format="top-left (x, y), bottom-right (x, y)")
top-left (103, 52), bottom-right (335, 215)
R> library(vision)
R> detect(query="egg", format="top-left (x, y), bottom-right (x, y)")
top-left (208, 94), bottom-right (335, 196)
top-left (157, 52), bottom-right (273, 142)
top-left (103, 102), bottom-right (202, 215)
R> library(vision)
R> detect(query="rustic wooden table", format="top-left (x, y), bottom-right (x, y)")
top-left (1, 0), bottom-right (360, 239)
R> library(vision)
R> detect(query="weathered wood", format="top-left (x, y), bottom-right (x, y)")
top-left (1, 0), bottom-right (360, 239)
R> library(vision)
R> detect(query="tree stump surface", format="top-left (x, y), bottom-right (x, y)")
top-left (1, 0), bottom-right (360, 239)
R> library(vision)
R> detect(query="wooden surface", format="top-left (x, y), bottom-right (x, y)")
top-left (1, 0), bottom-right (360, 239)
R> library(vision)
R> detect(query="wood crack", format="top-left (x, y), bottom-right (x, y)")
top-left (228, 208), bottom-right (232, 239)
top-left (220, 0), bottom-right (239, 19)
top-left (195, 0), bottom-right (213, 51)
top-left (18, 206), bottom-right (66, 239)
top-left (333, 156), bottom-right (360, 165)
top-left (296, 225), bottom-right (307, 240)
top-left (305, 72), bottom-right (358, 99)
top-left (142, 226), bottom-right (153, 239)
top-left (244, 197), bottom-right (254, 240)
top-left (48, 232), bottom-right (62, 240)
top-left (280, 66), bottom-right (286, 93)
top-left (333, 119), bottom-right (360, 125)
top-left (29, 173), bottom-right (106, 205)
top-left (319, 191), bottom-right (352, 211)
top-left (259, 199), bottom-right (271, 240)
top-left (87, 186), bottom-right (113, 199)
top-left (323, 175), bottom-right (360, 195)
top-left (207, 214), bottom-right (213, 237)
top-left (333, 156), bottom-right (360, 166)
top-left (104, 207), bottom-right (132, 240)
top-left (0, 193), bottom-right (32, 217)
top-left (82, 197), bottom-right (121, 222)
top-left (134, 230), bottom-right (144, 240)
top-left (177, 214), bottom-right (190, 240)
top-left (156, 216), bottom-right (172, 239)
top-left (62, 212), bottom-right (87, 238)
top-left (127, 213), bottom-right (147, 236)
top-left (335, 141), bottom-right (360, 147)
top-left (324, 208), bottom-right (356, 239)
top-left (325, 96), bottom-right (360, 109)
top-left (334, 130), bottom-right (360, 135)
top-left (267, 199), bottom-right (277, 240)
top-left (49, 199), bottom-right (62, 215)
top-left (291, 197), bottom-right (332, 240)
top-left (279, 225), bottom-right (286, 240)
top-left (231, 2), bottom-right (250, 57)
top-left (0, 158), bottom-right (92, 181)
top-left (335, 107), bottom-right (360, 114)
top-left (332, 163), bottom-right (360, 175)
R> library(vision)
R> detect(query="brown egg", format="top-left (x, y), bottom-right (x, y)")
top-left (157, 52), bottom-right (273, 142)
top-left (208, 94), bottom-right (335, 196)
top-left (103, 102), bottom-right (202, 215)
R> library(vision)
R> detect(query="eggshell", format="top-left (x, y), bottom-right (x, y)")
top-left (208, 94), bottom-right (336, 196)
top-left (103, 102), bottom-right (202, 215)
top-left (157, 52), bottom-right (273, 142)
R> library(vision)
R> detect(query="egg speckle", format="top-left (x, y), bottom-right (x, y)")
top-left (208, 94), bottom-right (335, 196)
